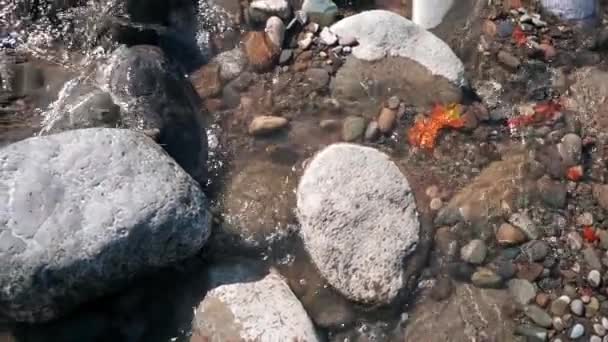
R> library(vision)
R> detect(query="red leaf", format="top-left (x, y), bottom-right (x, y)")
top-left (566, 166), bottom-right (583, 182)
top-left (583, 226), bottom-right (599, 243)
top-left (512, 26), bottom-right (527, 46)
top-left (533, 101), bottom-right (561, 119)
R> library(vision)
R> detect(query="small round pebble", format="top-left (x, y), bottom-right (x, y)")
top-left (535, 293), bottom-right (550, 308)
top-left (577, 212), bottom-right (594, 226)
top-left (570, 323), bottom-right (585, 339)
top-left (496, 223), bottom-right (527, 245)
top-left (589, 270), bottom-right (602, 287)
top-left (460, 239), bottom-right (487, 265)
top-left (603, 316), bottom-right (608, 330)
top-left (551, 295), bottom-right (571, 316)
top-left (567, 231), bottom-right (583, 250)
top-left (387, 96), bottom-right (400, 110)
top-left (426, 185), bottom-right (439, 198)
top-left (587, 297), bottom-right (601, 317)
top-left (595, 323), bottom-right (607, 337)
top-left (571, 299), bottom-right (585, 316)
top-left (553, 317), bottom-right (566, 331)
top-left (430, 198), bottom-right (443, 211)
top-left (592, 336), bottom-right (603, 342)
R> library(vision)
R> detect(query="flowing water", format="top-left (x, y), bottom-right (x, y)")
top-left (1, 0), bottom-right (544, 341)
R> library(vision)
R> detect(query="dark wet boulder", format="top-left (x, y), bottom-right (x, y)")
top-left (105, 46), bottom-right (208, 183)
top-left (0, 128), bottom-right (211, 322)
top-left (42, 45), bottom-right (208, 184)
top-left (125, 0), bottom-right (197, 25)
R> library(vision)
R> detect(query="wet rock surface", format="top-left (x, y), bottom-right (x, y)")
top-left (0, 128), bottom-right (211, 322)
top-left (42, 45), bottom-right (208, 184)
top-left (331, 56), bottom-right (463, 114)
top-left (218, 160), bottom-right (296, 250)
top-left (404, 284), bottom-right (516, 341)
top-left (330, 10), bottom-right (465, 84)
top-left (436, 152), bottom-right (537, 231)
top-left (191, 262), bottom-right (319, 342)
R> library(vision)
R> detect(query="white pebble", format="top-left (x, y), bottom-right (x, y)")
top-left (298, 34), bottom-right (313, 50)
top-left (589, 270), bottom-right (602, 287)
top-left (319, 27), bottom-right (338, 45)
top-left (570, 299), bottom-right (584, 316)
top-left (306, 22), bottom-right (319, 33)
top-left (570, 323), bottom-right (585, 339)
top-left (603, 316), bottom-right (608, 330)
top-left (595, 323), bottom-right (607, 337)
top-left (553, 317), bottom-right (565, 331)
top-left (592, 336), bottom-right (603, 342)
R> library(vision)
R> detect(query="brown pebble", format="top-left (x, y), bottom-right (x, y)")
top-left (496, 223), bottom-right (527, 246)
top-left (435, 227), bottom-right (459, 258)
top-left (539, 43), bottom-right (557, 60)
top-left (430, 198), bottom-right (443, 211)
top-left (293, 50), bottom-right (314, 72)
top-left (249, 116), bottom-right (289, 135)
top-left (483, 20), bottom-right (497, 37)
top-left (498, 50), bottom-right (521, 69)
top-left (377, 107), bottom-right (397, 133)
top-left (426, 185), bottom-right (440, 198)
top-left (320, 119), bottom-right (340, 130)
top-left (461, 111), bottom-right (478, 132)
top-left (430, 277), bottom-right (454, 301)
top-left (517, 262), bottom-right (544, 282)
top-left (468, 102), bottom-right (490, 122)
top-left (205, 98), bottom-right (224, 112)
top-left (191, 63), bottom-right (223, 98)
top-left (243, 30), bottom-right (281, 72)
top-left (536, 293), bottom-right (550, 308)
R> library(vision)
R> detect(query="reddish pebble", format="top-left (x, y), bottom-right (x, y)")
top-left (539, 43), bottom-right (557, 60)
top-left (536, 293), bottom-right (550, 308)
top-left (483, 20), bottom-right (497, 37)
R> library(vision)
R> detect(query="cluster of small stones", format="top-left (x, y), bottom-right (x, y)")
top-left (427, 3), bottom-right (608, 341)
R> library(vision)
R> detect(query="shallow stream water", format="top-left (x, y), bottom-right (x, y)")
top-left (0, 0), bottom-right (559, 341)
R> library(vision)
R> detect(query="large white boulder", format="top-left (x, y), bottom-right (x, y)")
top-left (191, 263), bottom-right (320, 341)
top-left (0, 128), bottom-right (211, 322)
top-left (296, 143), bottom-right (420, 305)
top-left (330, 10), bottom-right (466, 86)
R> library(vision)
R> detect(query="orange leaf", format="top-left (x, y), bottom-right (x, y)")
top-left (566, 166), bottom-right (583, 182)
top-left (408, 104), bottom-right (463, 150)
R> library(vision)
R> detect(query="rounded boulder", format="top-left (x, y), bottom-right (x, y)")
top-left (296, 143), bottom-right (420, 305)
top-left (0, 128), bottom-right (211, 322)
